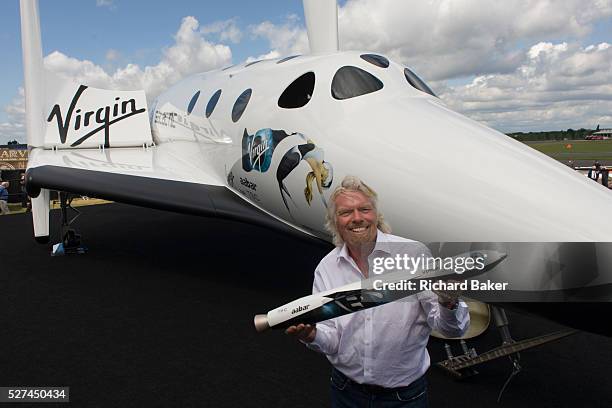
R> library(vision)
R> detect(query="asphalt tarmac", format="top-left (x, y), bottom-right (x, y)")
top-left (1, 203), bottom-right (611, 407)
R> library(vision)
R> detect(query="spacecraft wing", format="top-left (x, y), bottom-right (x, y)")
top-left (25, 143), bottom-right (317, 240)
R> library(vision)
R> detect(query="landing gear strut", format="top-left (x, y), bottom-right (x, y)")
top-left (51, 192), bottom-right (88, 256)
top-left (436, 306), bottom-right (577, 402)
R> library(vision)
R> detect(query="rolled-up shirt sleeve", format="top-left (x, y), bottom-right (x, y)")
top-left (418, 291), bottom-right (470, 338)
top-left (303, 265), bottom-right (340, 355)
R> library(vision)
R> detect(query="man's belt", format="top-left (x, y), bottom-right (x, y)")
top-left (332, 368), bottom-right (421, 395)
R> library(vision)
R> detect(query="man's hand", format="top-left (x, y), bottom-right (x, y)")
top-left (433, 279), bottom-right (463, 309)
top-left (285, 323), bottom-right (317, 343)
top-left (434, 289), bottom-right (459, 309)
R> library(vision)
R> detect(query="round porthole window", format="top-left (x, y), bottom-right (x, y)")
top-left (331, 66), bottom-right (383, 100)
top-left (232, 89), bottom-right (252, 122)
top-left (278, 72), bottom-right (315, 109)
top-left (206, 90), bottom-right (222, 118)
top-left (187, 91), bottom-right (200, 115)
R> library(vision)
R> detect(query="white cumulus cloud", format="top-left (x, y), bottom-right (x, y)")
top-left (202, 18), bottom-right (243, 44)
top-left (247, 0), bottom-right (611, 81)
top-left (245, 0), bottom-right (612, 132)
top-left (39, 16), bottom-right (232, 99)
top-left (0, 88), bottom-right (26, 144)
top-left (1, 16), bottom-right (232, 143)
top-left (249, 14), bottom-right (309, 57)
top-left (440, 42), bottom-right (612, 131)
top-left (336, 0), bottom-right (612, 80)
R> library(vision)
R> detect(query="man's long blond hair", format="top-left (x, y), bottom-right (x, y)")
top-left (325, 176), bottom-right (391, 246)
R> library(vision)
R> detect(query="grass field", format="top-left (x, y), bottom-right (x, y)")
top-left (525, 139), bottom-right (612, 163)
top-left (6, 197), bottom-right (111, 215)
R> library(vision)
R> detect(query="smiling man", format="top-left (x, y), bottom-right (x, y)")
top-left (286, 175), bottom-right (469, 408)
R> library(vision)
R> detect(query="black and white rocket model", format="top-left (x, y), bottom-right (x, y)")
top-left (254, 250), bottom-right (507, 332)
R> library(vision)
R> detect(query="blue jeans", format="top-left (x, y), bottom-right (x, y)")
top-left (330, 368), bottom-right (428, 408)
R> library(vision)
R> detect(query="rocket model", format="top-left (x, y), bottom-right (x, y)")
top-left (254, 250), bottom-right (507, 332)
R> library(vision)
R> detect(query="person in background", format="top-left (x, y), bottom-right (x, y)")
top-left (20, 173), bottom-right (31, 212)
top-left (601, 166), bottom-right (609, 189)
top-left (0, 181), bottom-right (10, 215)
top-left (588, 162), bottom-right (600, 181)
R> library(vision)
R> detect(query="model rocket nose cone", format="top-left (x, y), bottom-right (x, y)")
top-left (254, 314), bottom-right (270, 332)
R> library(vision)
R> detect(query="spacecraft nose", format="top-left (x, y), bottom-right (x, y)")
top-left (330, 97), bottom-right (612, 241)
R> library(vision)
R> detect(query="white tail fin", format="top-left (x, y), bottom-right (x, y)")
top-left (19, 0), bottom-right (152, 150)
top-left (303, 0), bottom-right (339, 54)
top-left (19, 0), bottom-right (151, 242)
top-left (21, 0), bottom-right (48, 241)
top-left (20, 0), bottom-right (45, 147)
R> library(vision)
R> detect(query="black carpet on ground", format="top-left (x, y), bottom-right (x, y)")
top-left (1, 203), bottom-right (611, 407)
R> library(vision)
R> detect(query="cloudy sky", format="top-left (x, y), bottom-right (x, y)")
top-left (1, 0), bottom-right (611, 144)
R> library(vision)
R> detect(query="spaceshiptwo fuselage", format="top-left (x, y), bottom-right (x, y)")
top-left (19, 0), bottom-right (612, 334)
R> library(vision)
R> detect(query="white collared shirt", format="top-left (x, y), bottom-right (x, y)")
top-left (306, 231), bottom-right (469, 388)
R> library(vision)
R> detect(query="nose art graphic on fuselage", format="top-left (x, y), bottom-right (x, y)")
top-left (237, 128), bottom-right (334, 221)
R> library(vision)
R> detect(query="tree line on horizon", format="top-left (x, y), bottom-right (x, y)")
top-left (1, 128), bottom-right (605, 146)
top-left (507, 128), bottom-right (597, 142)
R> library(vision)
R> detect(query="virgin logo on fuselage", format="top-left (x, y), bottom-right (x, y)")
top-left (47, 85), bottom-right (146, 147)
top-left (248, 136), bottom-right (270, 171)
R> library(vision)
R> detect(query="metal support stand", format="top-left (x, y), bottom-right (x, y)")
top-left (51, 192), bottom-right (87, 256)
top-left (490, 306), bottom-right (520, 402)
top-left (436, 306), bottom-right (577, 402)
top-left (439, 341), bottom-right (480, 379)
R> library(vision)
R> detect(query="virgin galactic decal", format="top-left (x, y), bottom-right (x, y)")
top-left (230, 128), bottom-right (334, 232)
